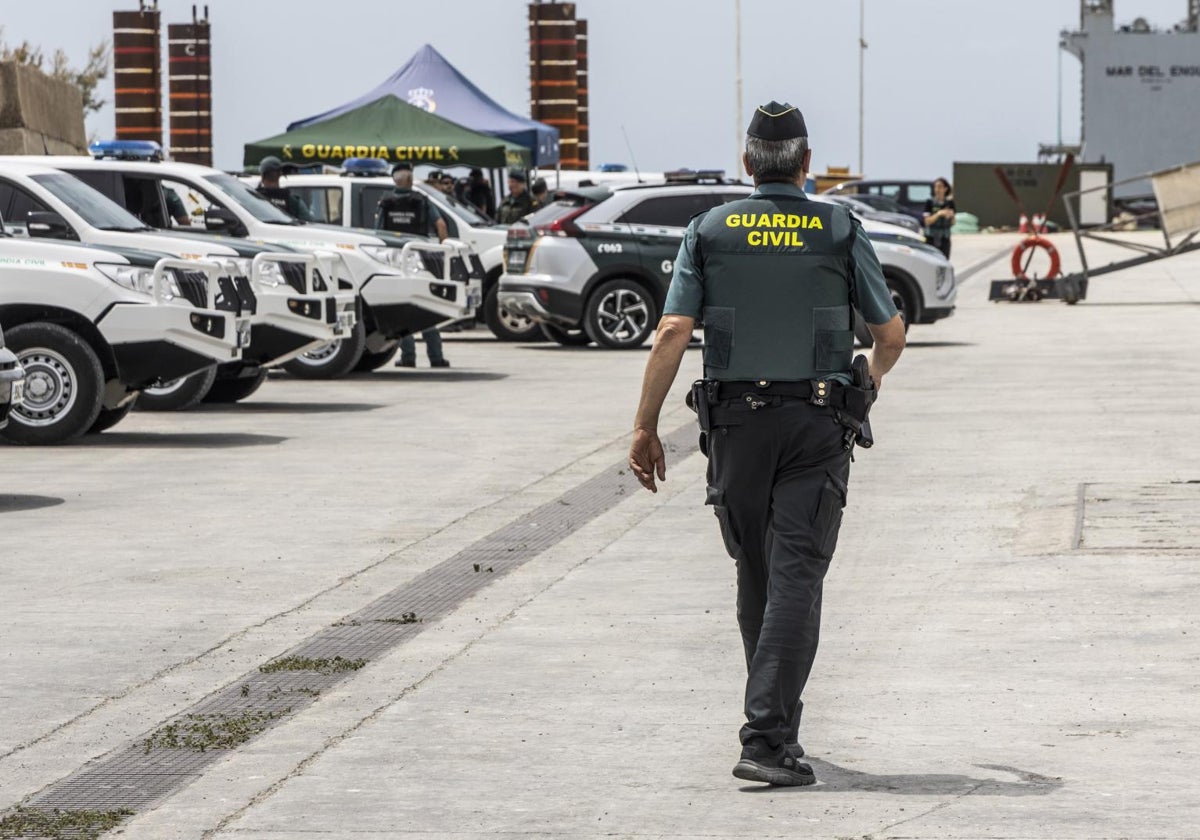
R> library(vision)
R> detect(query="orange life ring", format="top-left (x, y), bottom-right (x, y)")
top-left (1010, 236), bottom-right (1061, 280)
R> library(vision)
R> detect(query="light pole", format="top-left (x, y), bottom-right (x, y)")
top-left (735, 0), bottom-right (743, 177)
top-left (858, 0), bottom-right (867, 174)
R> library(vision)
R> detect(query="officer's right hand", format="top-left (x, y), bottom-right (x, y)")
top-left (629, 427), bottom-right (666, 493)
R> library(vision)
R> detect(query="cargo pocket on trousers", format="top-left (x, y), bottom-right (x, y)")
top-left (706, 485), bottom-right (743, 561)
top-left (814, 471), bottom-right (848, 560)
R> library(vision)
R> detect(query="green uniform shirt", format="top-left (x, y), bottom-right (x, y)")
top-left (663, 182), bottom-right (897, 382)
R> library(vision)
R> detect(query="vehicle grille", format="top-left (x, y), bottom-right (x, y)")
top-left (280, 262), bottom-right (307, 294)
top-left (450, 256), bottom-right (470, 283)
top-left (213, 277), bottom-right (240, 313)
top-left (419, 251), bottom-right (445, 277)
top-left (176, 271), bottom-right (209, 309)
top-left (234, 275), bottom-right (258, 315)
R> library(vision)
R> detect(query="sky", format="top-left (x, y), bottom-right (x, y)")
top-left (0, 0), bottom-right (1192, 179)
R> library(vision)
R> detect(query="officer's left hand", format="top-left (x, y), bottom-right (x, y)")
top-left (629, 427), bottom-right (666, 493)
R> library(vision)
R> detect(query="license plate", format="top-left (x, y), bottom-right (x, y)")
top-left (466, 289), bottom-right (483, 309)
top-left (10, 380), bottom-right (24, 407)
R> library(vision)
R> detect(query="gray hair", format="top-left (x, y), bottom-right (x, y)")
top-left (744, 135), bottom-right (810, 182)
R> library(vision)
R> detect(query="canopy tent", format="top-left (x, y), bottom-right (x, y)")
top-left (286, 44), bottom-right (559, 167)
top-left (244, 95), bottom-right (531, 170)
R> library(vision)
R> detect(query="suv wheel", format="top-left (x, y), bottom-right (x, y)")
top-left (539, 324), bottom-right (591, 346)
top-left (584, 279), bottom-right (657, 349)
top-left (1, 323), bottom-right (104, 445)
top-left (138, 366), bottom-right (217, 411)
top-left (204, 367), bottom-right (269, 403)
top-left (282, 321), bottom-right (366, 379)
top-left (354, 340), bottom-right (400, 372)
top-left (485, 287), bottom-right (541, 341)
top-left (854, 277), bottom-right (913, 348)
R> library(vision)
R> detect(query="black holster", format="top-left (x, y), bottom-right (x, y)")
top-left (836, 355), bottom-right (877, 450)
top-left (688, 379), bottom-right (717, 456)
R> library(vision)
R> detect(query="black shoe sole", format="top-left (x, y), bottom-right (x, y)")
top-left (732, 758), bottom-right (816, 787)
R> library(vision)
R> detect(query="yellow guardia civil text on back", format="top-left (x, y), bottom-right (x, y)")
top-left (725, 212), bottom-right (818, 247)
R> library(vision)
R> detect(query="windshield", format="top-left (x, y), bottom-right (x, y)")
top-left (203, 172), bottom-right (298, 224)
top-left (30, 172), bottom-right (150, 231)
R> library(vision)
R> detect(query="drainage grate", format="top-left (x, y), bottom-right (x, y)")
top-left (12, 424), bottom-right (697, 825)
top-left (1074, 481), bottom-right (1200, 551)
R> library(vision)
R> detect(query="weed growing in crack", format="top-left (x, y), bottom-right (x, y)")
top-left (377, 612), bottom-right (421, 624)
top-left (142, 709), bottom-right (290, 753)
top-left (0, 807), bottom-right (134, 840)
top-left (259, 656), bottom-right (366, 675)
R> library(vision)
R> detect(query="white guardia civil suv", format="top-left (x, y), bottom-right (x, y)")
top-left (0, 235), bottom-right (247, 444)
top-left (46, 155), bottom-right (482, 375)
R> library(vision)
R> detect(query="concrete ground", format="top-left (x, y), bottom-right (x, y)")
top-left (1, 231), bottom-right (1198, 839)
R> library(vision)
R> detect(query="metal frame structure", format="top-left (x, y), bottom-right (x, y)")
top-left (1056, 161), bottom-right (1200, 301)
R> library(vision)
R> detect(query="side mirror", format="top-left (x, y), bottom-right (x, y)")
top-left (26, 211), bottom-right (76, 241)
top-left (204, 207), bottom-right (247, 237)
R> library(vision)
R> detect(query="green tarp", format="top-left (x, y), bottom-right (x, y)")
top-left (244, 95), bottom-right (531, 170)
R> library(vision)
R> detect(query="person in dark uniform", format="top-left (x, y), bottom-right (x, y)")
top-left (164, 188), bottom-right (191, 226)
top-left (465, 167), bottom-right (495, 217)
top-left (256, 156), bottom-right (314, 221)
top-left (922, 177), bottom-right (956, 258)
top-left (530, 177), bottom-right (548, 210)
top-left (374, 162), bottom-right (449, 241)
top-left (629, 101), bottom-right (906, 787)
top-left (496, 170), bottom-right (534, 224)
top-left (375, 163), bottom-right (451, 368)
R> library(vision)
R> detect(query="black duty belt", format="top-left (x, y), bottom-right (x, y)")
top-left (712, 379), bottom-right (847, 409)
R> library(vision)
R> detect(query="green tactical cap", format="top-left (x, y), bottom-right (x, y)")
top-left (747, 101), bottom-right (808, 141)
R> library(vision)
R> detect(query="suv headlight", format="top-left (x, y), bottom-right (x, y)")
top-left (95, 263), bottom-right (182, 299)
top-left (360, 244), bottom-right (423, 275)
top-left (253, 259), bottom-right (286, 287)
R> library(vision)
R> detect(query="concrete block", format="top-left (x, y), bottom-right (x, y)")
top-left (0, 127), bottom-right (86, 155)
top-left (0, 60), bottom-right (86, 150)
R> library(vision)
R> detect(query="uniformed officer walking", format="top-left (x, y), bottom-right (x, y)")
top-left (255, 156), bottom-right (314, 221)
top-left (629, 101), bottom-right (906, 786)
top-left (375, 162), bottom-right (452, 368)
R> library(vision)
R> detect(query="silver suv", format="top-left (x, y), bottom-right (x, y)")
top-left (499, 179), bottom-right (956, 349)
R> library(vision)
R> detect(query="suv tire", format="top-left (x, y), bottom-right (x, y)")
top-left (584, 279), bottom-right (657, 349)
top-left (88, 401), bottom-right (136, 434)
top-left (204, 367), bottom-right (269, 403)
top-left (1, 323), bottom-right (104, 445)
top-left (854, 276), bottom-right (913, 348)
top-left (138, 365), bottom-right (217, 411)
top-left (354, 341), bottom-right (399, 372)
top-left (485, 287), bottom-right (541, 342)
top-left (282, 321), bottom-right (366, 379)
top-left (539, 324), bottom-right (591, 346)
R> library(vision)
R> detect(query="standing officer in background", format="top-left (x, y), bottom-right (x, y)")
top-left (255, 156), bottom-right (314, 221)
top-left (375, 162), bottom-right (449, 241)
top-left (496, 170), bottom-right (534, 224)
top-left (629, 102), bottom-right (906, 787)
top-left (376, 162), bottom-right (451, 368)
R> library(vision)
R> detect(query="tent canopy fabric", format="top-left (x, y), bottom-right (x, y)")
top-left (287, 44), bottom-right (559, 166)
top-left (244, 96), bottom-right (531, 170)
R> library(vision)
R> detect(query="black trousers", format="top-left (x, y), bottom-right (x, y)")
top-left (705, 398), bottom-right (851, 749)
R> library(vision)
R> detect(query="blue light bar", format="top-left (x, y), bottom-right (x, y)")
top-left (598, 163), bottom-right (629, 173)
top-left (89, 140), bottom-right (163, 161)
top-left (342, 157), bottom-right (390, 177)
